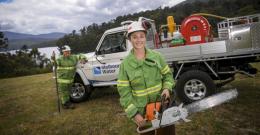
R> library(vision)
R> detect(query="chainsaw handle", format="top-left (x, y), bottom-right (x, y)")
top-left (136, 126), bottom-right (155, 134)
top-left (161, 94), bottom-right (166, 100)
top-left (136, 120), bottom-right (154, 134)
top-left (160, 94), bottom-right (170, 111)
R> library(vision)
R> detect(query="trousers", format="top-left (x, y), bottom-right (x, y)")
top-left (58, 83), bottom-right (72, 104)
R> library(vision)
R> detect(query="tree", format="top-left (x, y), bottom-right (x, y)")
top-left (21, 44), bottom-right (29, 52)
top-left (0, 31), bottom-right (8, 48)
top-left (29, 48), bottom-right (40, 59)
top-left (0, 47), bottom-right (52, 78)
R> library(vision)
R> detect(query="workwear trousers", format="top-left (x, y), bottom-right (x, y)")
top-left (58, 83), bottom-right (72, 104)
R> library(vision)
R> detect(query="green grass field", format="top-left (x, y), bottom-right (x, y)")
top-left (0, 64), bottom-right (260, 135)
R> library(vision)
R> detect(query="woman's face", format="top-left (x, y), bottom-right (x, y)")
top-left (63, 51), bottom-right (71, 57)
top-left (129, 31), bottom-right (146, 50)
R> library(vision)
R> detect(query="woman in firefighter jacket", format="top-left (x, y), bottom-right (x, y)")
top-left (117, 21), bottom-right (175, 135)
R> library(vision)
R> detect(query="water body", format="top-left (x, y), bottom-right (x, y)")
top-left (2, 47), bottom-right (94, 59)
top-left (2, 47), bottom-right (60, 59)
top-left (36, 47), bottom-right (60, 59)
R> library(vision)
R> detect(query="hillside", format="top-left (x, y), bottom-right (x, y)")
top-left (0, 63), bottom-right (259, 135)
top-left (3, 31), bottom-right (65, 40)
top-left (3, 31), bottom-right (65, 50)
top-left (7, 38), bottom-right (57, 50)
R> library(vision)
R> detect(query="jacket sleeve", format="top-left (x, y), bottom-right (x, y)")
top-left (158, 54), bottom-right (175, 92)
top-left (76, 54), bottom-right (87, 61)
top-left (117, 63), bottom-right (138, 119)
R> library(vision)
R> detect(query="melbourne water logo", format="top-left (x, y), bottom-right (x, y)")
top-left (93, 64), bottom-right (119, 76)
top-left (93, 67), bottom-right (102, 75)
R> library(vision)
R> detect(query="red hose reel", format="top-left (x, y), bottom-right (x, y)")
top-left (181, 15), bottom-right (212, 45)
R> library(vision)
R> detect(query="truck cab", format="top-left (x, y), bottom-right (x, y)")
top-left (83, 27), bottom-right (128, 84)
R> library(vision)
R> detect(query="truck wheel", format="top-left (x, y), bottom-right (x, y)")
top-left (70, 82), bottom-right (92, 103)
top-left (176, 70), bottom-right (215, 104)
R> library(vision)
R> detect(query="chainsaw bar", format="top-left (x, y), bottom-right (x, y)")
top-left (185, 88), bottom-right (238, 114)
top-left (137, 89), bottom-right (238, 134)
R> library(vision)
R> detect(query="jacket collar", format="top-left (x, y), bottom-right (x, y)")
top-left (127, 48), bottom-right (157, 68)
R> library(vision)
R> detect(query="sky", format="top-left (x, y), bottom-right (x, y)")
top-left (0, 0), bottom-right (186, 34)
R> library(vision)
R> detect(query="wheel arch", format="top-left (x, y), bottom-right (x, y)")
top-left (75, 68), bottom-right (90, 85)
top-left (173, 61), bottom-right (217, 80)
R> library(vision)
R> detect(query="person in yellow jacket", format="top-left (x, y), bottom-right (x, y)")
top-left (52, 45), bottom-right (87, 109)
top-left (117, 21), bottom-right (175, 135)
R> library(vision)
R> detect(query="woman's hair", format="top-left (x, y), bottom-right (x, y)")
top-left (128, 30), bottom-right (147, 40)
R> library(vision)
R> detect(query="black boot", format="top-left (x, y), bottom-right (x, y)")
top-left (62, 101), bottom-right (75, 109)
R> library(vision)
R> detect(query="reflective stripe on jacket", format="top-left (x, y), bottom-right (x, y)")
top-left (117, 48), bottom-right (174, 119)
top-left (57, 78), bottom-right (74, 84)
top-left (56, 54), bottom-right (86, 82)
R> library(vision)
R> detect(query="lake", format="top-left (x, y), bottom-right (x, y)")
top-left (2, 47), bottom-right (60, 59)
top-left (1, 47), bottom-right (94, 59)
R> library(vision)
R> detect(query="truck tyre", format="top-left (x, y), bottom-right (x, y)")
top-left (176, 70), bottom-right (215, 104)
top-left (70, 80), bottom-right (92, 103)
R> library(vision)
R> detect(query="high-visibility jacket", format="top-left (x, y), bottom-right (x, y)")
top-left (117, 48), bottom-right (174, 119)
top-left (56, 54), bottom-right (86, 84)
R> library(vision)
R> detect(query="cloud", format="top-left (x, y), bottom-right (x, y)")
top-left (0, 20), bottom-right (15, 30)
top-left (0, 0), bottom-right (186, 34)
top-left (162, 0), bottom-right (186, 8)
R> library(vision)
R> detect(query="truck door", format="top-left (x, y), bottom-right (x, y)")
top-left (93, 31), bottom-right (128, 81)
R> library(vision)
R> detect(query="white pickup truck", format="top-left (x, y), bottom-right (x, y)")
top-left (71, 14), bottom-right (260, 103)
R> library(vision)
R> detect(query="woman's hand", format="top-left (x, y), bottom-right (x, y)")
top-left (80, 58), bottom-right (87, 64)
top-left (161, 89), bottom-right (170, 99)
top-left (134, 113), bottom-right (146, 127)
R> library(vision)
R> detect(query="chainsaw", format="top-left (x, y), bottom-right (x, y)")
top-left (137, 89), bottom-right (238, 134)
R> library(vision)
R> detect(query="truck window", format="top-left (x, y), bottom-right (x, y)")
top-left (98, 32), bottom-right (126, 55)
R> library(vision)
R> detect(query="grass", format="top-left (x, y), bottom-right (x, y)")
top-left (0, 63), bottom-right (260, 135)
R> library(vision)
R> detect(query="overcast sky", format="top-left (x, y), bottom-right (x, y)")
top-left (0, 0), bottom-right (186, 34)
